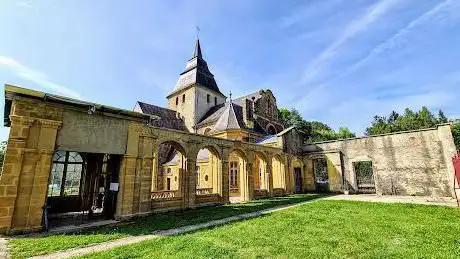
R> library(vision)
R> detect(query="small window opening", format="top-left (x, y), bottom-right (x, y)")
top-left (207, 94), bottom-right (210, 103)
top-left (182, 94), bottom-right (185, 103)
top-left (214, 97), bottom-right (217, 105)
top-left (175, 97), bottom-right (178, 105)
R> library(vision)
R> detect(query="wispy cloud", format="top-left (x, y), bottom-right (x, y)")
top-left (301, 0), bottom-right (401, 84)
top-left (295, 0), bottom-right (457, 113)
top-left (16, 1), bottom-right (32, 8)
top-left (0, 56), bottom-right (81, 98)
top-left (345, 0), bottom-right (457, 77)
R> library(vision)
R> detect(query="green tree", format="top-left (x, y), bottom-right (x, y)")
top-left (278, 108), bottom-right (355, 142)
top-left (452, 121), bottom-right (460, 151)
top-left (366, 107), bottom-right (446, 135)
top-left (0, 141), bottom-right (7, 174)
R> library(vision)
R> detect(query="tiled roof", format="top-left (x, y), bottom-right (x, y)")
top-left (135, 101), bottom-right (188, 131)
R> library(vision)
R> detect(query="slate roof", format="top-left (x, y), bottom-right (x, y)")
top-left (232, 91), bottom-right (262, 106)
top-left (211, 101), bottom-right (243, 132)
top-left (135, 101), bottom-right (188, 131)
top-left (169, 39), bottom-right (224, 97)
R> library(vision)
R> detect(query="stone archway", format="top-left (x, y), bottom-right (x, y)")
top-left (152, 140), bottom-right (187, 197)
top-left (272, 154), bottom-right (286, 196)
top-left (228, 148), bottom-right (248, 202)
top-left (253, 152), bottom-right (269, 199)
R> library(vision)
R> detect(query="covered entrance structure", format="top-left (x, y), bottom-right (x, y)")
top-left (46, 151), bottom-right (120, 228)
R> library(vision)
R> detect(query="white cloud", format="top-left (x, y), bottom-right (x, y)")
top-left (16, 1), bottom-right (32, 8)
top-left (295, 0), bottom-right (457, 114)
top-left (301, 0), bottom-right (401, 84)
top-left (0, 56), bottom-right (81, 98)
top-left (345, 0), bottom-right (457, 77)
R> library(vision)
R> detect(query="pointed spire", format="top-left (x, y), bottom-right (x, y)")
top-left (192, 39), bottom-right (202, 59)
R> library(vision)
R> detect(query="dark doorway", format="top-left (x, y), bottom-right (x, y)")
top-left (354, 161), bottom-right (375, 193)
top-left (166, 178), bottom-right (171, 191)
top-left (46, 151), bottom-right (120, 229)
top-left (294, 167), bottom-right (302, 193)
top-left (313, 158), bottom-right (329, 192)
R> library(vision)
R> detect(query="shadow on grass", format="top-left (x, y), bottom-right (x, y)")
top-left (8, 194), bottom-right (330, 259)
top-left (78, 193), bottom-right (327, 237)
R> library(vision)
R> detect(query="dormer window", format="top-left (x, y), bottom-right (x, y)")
top-left (207, 94), bottom-right (210, 103)
top-left (182, 94), bottom-right (185, 103)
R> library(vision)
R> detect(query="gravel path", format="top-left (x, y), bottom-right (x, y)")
top-left (0, 237), bottom-right (9, 258)
top-left (324, 194), bottom-right (458, 207)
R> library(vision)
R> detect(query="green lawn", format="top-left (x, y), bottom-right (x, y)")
top-left (81, 200), bottom-right (460, 259)
top-left (8, 194), bottom-right (321, 258)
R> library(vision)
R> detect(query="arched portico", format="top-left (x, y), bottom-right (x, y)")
top-left (272, 154), bottom-right (286, 196)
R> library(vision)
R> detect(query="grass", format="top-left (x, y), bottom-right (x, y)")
top-left (81, 200), bottom-right (460, 259)
top-left (8, 194), bottom-right (321, 258)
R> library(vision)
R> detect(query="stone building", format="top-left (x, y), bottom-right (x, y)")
top-left (0, 39), bottom-right (457, 234)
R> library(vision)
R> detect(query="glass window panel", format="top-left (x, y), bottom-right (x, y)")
top-left (68, 152), bottom-right (82, 163)
top-left (53, 150), bottom-right (66, 162)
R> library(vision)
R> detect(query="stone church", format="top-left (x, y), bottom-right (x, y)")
top-left (0, 39), bottom-right (457, 234)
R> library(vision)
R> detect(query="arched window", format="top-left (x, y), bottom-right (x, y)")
top-left (48, 151), bottom-right (84, 197)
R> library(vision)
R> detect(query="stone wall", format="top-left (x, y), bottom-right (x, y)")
top-left (303, 125), bottom-right (457, 197)
top-left (0, 85), bottom-right (297, 234)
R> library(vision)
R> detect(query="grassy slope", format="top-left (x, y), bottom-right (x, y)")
top-left (82, 200), bottom-right (460, 259)
top-left (9, 194), bottom-right (320, 258)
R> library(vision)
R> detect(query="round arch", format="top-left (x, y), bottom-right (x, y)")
top-left (154, 140), bottom-right (187, 192)
top-left (195, 145), bottom-right (222, 194)
top-left (266, 124), bottom-right (277, 135)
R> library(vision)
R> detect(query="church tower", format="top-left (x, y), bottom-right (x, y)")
top-left (166, 39), bottom-right (226, 132)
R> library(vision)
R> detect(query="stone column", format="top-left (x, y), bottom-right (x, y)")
top-left (242, 151), bottom-right (254, 201)
top-left (220, 148), bottom-right (230, 204)
top-left (0, 116), bottom-right (62, 233)
top-left (266, 157), bottom-right (274, 196)
top-left (116, 155), bottom-right (137, 217)
top-left (186, 156), bottom-right (197, 209)
top-left (151, 143), bottom-right (159, 192)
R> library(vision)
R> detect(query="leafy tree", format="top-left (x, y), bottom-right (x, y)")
top-left (366, 107), bottom-right (446, 135)
top-left (279, 108), bottom-right (355, 142)
top-left (452, 121), bottom-right (460, 151)
top-left (438, 110), bottom-right (448, 123)
top-left (0, 141), bottom-right (7, 174)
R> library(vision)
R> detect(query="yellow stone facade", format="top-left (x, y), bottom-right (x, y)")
top-left (0, 85), bottom-right (308, 234)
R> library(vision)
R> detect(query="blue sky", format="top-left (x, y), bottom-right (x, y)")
top-left (1, 0), bottom-right (460, 141)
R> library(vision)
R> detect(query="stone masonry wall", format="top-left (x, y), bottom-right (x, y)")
top-left (303, 125), bottom-right (457, 197)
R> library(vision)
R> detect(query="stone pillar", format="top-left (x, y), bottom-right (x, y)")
top-left (284, 155), bottom-right (292, 194)
top-left (186, 157), bottom-right (197, 208)
top-left (240, 151), bottom-right (254, 201)
top-left (116, 155), bottom-right (137, 217)
top-left (151, 143), bottom-right (159, 192)
top-left (0, 116), bottom-right (61, 234)
top-left (220, 148), bottom-right (230, 204)
top-left (266, 157), bottom-right (274, 196)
